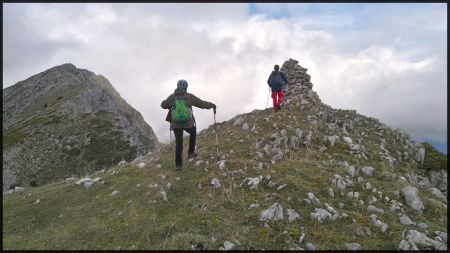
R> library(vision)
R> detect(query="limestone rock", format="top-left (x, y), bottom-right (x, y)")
top-left (311, 208), bottom-right (332, 223)
top-left (401, 186), bottom-right (424, 213)
top-left (287, 209), bottom-right (300, 222)
top-left (211, 178), bottom-right (221, 188)
top-left (347, 166), bottom-right (356, 178)
top-left (343, 136), bottom-right (353, 144)
top-left (417, 223), bottom-right (428, 229)
top-left (260, 203), bottom-right (284, 221)
top-left (306, 243), bottom-right (315, 250)
top-left (399, 214), bottom-right (416, 226)
top-left (360, 166), bottom-right (374, 176)
top-left (219, 240), bottom-right (235, 250)
top-left (345, 243), bottom-right (361, 250)
top-left (243, 176), bottom-right (262, 190)
top-left (403, 229), bottom-right (447, 250)
top-left (368, 214), bottom-right (388, 233)
top-left (430, 188), bottom-right (446, 201)
top-left (218, 160), bottom-right (227, 170)
top-left (328, 187), bottom-right (335, 198)
top-left (367, 205), bottom-right (384, 215)
top-left (415, 147), bottom-right (425, 164)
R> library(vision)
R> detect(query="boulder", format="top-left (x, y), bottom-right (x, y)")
top-left (13, 186), bottom-right (25, 193)
top-left (403, 229), bottom-right (447, 250)
top-left (347, 166), bottom-right (356, 178)
top-left (399, 214), bottom-right (416, 226)
top-left (417, 223), bottom-right (428, 229)
top-left (343, 137), bottom-right (353, 144)
top-left (306, 243), bottom-right (315, 250)
top-left (310, 208), bottom-right (332, 223)
top-left (345, 243), bottom-right (362, 250)
top-left (367, 205), bottom-right (384, 215)
top-left (260, 203), bottom-right (284, 221)
top-left (219, 240), bottom-right (235, 250)
top-left (295, 128), bottom-right (303, 139)
top-left (287, 209), bottom-right (300, 222)
top-left (218, 160), bottom-right (227, 170)
top-left (401, 186), bottom-right (424, 214)
top-left (289, 136), bottom-right (299, 149)
top-left (430, 188), bottom-right (446, 201)
top-left (368, 214), bottom-right (388, 233)
top-left (415, 147), bottom-right (425, 164)
top-left (360, 166), bottom-right (374, 176)
top-left (211, 178), bottom-right (221, 188)
top-left (243, 176), bottom-right (262, 190)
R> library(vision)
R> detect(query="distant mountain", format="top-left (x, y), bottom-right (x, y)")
top-left (3, 63), bottom-right (160, 191)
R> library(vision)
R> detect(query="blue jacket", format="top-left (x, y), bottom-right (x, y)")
top-left (267, 70), bottom-right (288, 92)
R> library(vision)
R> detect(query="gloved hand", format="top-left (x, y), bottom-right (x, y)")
top-left (212, 104), bottom-right (217, 114)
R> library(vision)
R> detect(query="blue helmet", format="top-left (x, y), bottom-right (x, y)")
top-left (177, 79), bottom-right (188, 89)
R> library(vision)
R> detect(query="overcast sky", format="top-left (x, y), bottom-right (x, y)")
top-left (3, 3), bottom-right (447, 153)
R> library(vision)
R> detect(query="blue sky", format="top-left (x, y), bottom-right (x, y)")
top-left (3, 3), bottom-right (447, 154)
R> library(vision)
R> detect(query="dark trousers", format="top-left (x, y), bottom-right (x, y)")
top-left (173, 126), bottom-right (196, 166)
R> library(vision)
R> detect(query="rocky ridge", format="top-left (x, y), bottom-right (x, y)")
top-left (3, 64), bottom-right (160, 191)
top-left (3, 59), bottom-right (447, 250)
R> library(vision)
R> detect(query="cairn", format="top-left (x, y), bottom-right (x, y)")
top-left (280, 58), bottom-right (321, 106)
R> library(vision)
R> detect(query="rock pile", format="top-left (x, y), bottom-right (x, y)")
top-left (280, 58), bottom-right (321, 107)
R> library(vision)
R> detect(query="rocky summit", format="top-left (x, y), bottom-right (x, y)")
top-left (3, 64), bottom-right (160, 191)
top-left (3, 59), bottom-right (447, 250)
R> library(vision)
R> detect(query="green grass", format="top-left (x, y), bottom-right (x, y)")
top-left (3, 127), bottom-right (28, 149)
top-left (418, 143), bottom-right (447, 171)
top-left (3, 104), bottom-right (447, 250)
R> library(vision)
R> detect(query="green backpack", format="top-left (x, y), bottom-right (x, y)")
top-left (171, 94), bottom-right (192, 123)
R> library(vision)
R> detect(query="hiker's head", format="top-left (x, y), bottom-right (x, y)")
top-left (177, 79), bottom-right (188, 90)
top-left (274, 65), bottom-right (280, 71)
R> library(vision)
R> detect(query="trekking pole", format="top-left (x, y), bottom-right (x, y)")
top-left (213, 108), bottom-right (219, 161)
top-left (265, 87), bottom-right (270, 109)
top-left (169, 126), bottom-right (172, 144)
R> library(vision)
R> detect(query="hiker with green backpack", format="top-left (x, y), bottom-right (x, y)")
top-left (161, 79), bottom-right (216, 171)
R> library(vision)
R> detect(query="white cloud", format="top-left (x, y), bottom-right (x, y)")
top-left (3, 3), bottom-right (447, 149)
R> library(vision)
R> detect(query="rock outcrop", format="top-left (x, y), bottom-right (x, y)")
top-left (3, 63), bottom-right (160, 191)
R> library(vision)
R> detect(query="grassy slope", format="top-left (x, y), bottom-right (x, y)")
top-left (3, 102), bottom-right (447, 250)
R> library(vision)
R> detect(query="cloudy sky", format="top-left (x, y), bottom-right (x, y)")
top-left (3, 3), bottom-right (447, 153)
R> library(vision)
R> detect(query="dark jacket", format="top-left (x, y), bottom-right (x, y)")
top-left (267, 70), bottom-right (288, 92)
top-left (161, 88), bottom-right (215, 129)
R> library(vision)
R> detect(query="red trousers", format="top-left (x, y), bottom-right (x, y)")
top-left (271, 91), bottom-right (284, 110)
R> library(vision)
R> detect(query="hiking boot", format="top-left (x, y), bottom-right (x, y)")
top-left (176, 165), bottom-right (182, 171)
top-left (277, 104), bottom-right (282, 111)
top-left (188, 153), bottom-right (198, 159)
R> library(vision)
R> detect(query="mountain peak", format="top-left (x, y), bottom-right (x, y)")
top-left (3, 64), bottom-right (160, 191)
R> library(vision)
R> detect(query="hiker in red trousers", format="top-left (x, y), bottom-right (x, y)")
top-left (267, 64), bottom-right (288, 112)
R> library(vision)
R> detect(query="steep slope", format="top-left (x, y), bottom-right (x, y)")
top-left (3, 64), bottom-right (160, 191)
top-left (3, 59), bottom-right (447, 250)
